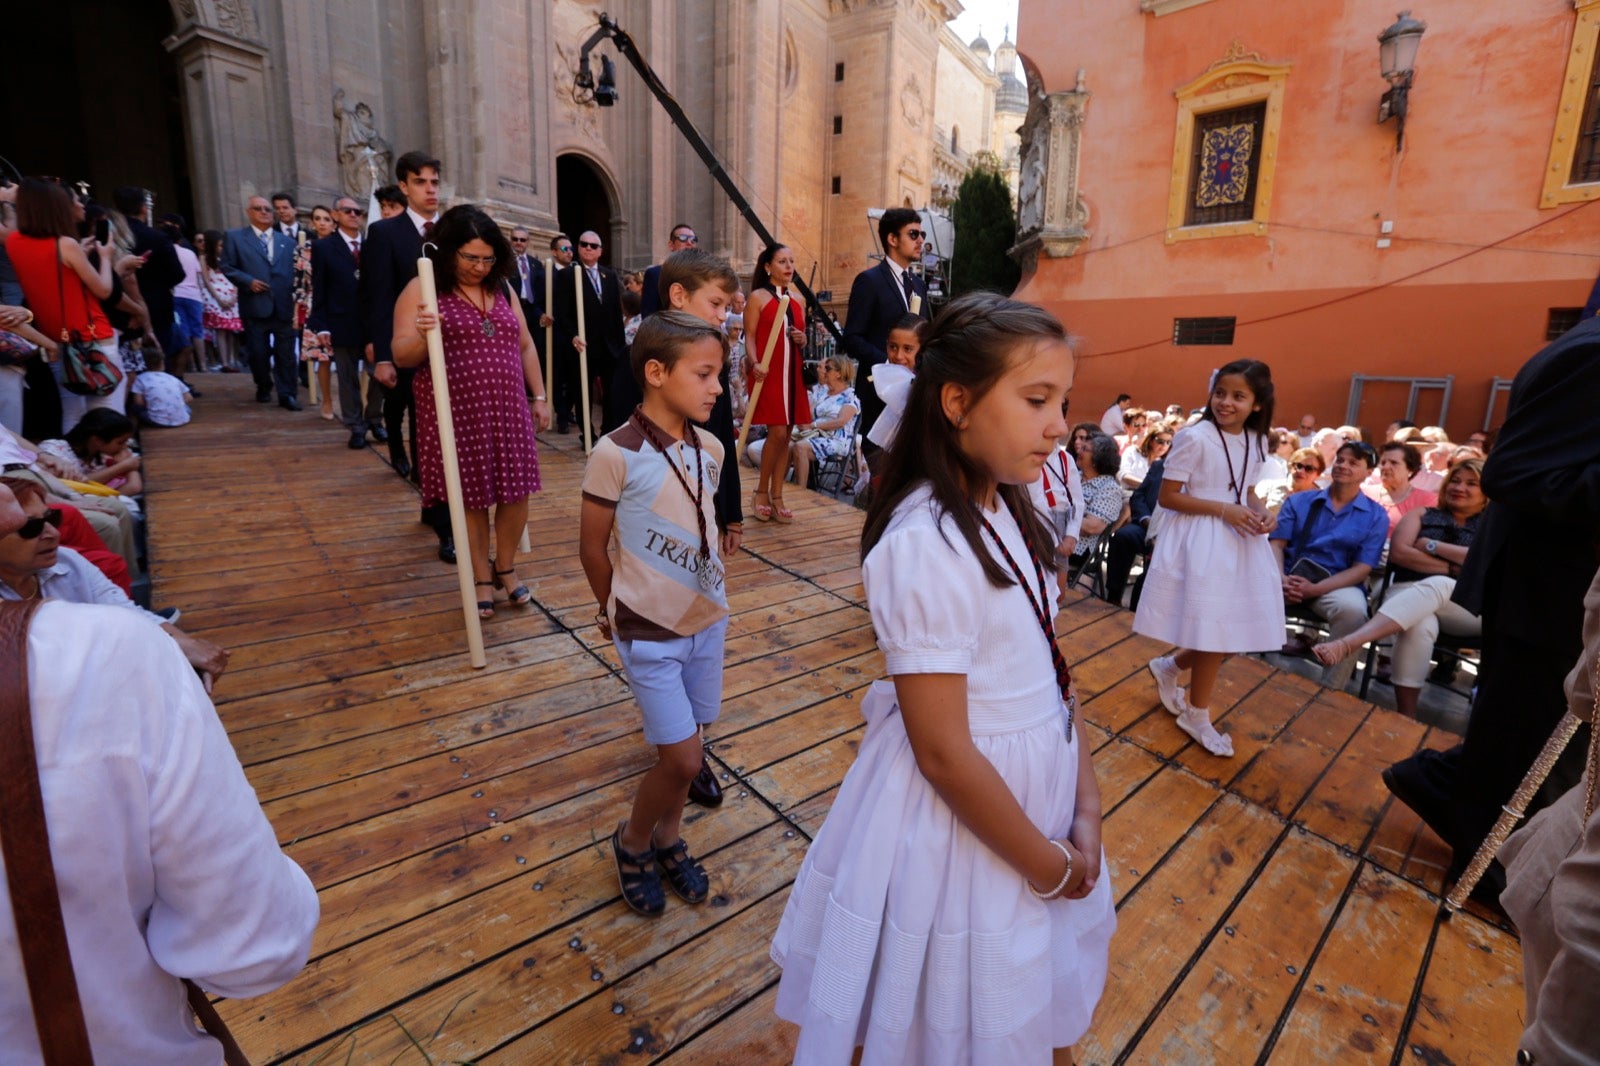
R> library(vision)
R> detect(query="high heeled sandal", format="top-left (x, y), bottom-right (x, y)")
top-left (653, 834), bottom-right (710, 904)
top-left (750, 490), bottom-right (774, 522)
top-left (1311, 637), bottom-right (1353, 667)
top-left (474, 581), bottom-right (495, 620)
top-left (612, 822), bottom-right (666, 917)
top-left (494, 567), bottom-right (531, 607)
top-left (769, 493), bottom-right (794, 524)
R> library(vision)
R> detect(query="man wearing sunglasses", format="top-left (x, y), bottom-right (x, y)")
top-left (310, 197), bottom-right (386, 450)
top-left (552, 231), bottom-right (624, 435)
top-left (843, 207), bottom-right (931, 443)
top-left (0, 477), bottom-right (229, 691)
top-left (639, 223), bottom-right (699, 318)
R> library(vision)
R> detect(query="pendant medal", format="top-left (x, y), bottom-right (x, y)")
top-left (697, 560), bottom-right (718, 591)
top-left (480, 318), bottom-right (496, 338)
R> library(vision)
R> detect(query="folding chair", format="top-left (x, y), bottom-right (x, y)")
top-left (1356, 567), bottom-right (1482, 701)
top-left (811, 413), bottom-right (863, 500)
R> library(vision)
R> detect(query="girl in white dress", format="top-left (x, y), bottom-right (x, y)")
top-left (1133, 359), bottom-right (1285, 756)
top-left (771, 293), bottom-right (1116, 1065)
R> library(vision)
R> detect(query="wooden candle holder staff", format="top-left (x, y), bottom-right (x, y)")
top-left (737, 293), bottom-right (790, 460)
top-left (417, 255), bottom-right (487, 669)
top-left (543, 257), bottom-right (554, 419)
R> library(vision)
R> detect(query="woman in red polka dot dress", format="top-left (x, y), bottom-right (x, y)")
top-left (390, 205), bottom-right (553, 618)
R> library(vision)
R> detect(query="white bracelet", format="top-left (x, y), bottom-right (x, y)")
top-left (1028, 840), bottom-right (1073, 899)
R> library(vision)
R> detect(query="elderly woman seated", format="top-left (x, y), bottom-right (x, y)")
top-left (1073, 433), bottom-right (1127, 562)
top-left (0, 476), bottom-right (228, 690)
top-left (1312, 458), bottom-right (1488, 716)
top-left (789, 353), bottom-right (859, 490)
top-left (1257, 446), bottom-right (1325, 518)
top-left (1118, 422), bottom-right (1172, 490)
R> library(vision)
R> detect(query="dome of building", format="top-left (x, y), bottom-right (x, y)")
top-left (993, 24), bottom-right (1026, 113)
top-left (969, 30), bottom-right (991, 56)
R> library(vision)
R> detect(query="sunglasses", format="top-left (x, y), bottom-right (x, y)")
top-left (509, 236), bottom-right (527, 243)
top-left (337, 206), bottom-right (362, 214)
top-left (15, 508), bottom-right (63, 540)
top-left (903, 229), bottom-right (925, 240)
top-left (673, 233), bottom-right (698, 244)
top-left (1151, 437), bottom-right (1172, 445)
top-left (557, 245), bottom-right (573, 254)
top-left (1291, 462), bottom-right (1320, 473)
top-left (578, 240), bottom-right (602, 249)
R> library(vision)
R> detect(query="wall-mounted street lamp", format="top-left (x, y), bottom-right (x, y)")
top-left (1377, 10), bottom-right (1426, 150)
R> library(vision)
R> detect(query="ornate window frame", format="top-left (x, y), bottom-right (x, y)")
top-left (1540, 0), bottom-right (1600, 208)
top-left (1141, 0), bottom-right (1221, 15)
top-left (1165, 51), bottom-right (1290, 243)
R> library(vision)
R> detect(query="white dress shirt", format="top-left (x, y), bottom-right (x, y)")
top-left (885, 258), bottom-right (912, 310)
top-left (0, 601), bottom-right (318, 1063)
top-left (406, 206), bottom-right (438, 237)
top-left (0, 546), bottom-right (165, 623)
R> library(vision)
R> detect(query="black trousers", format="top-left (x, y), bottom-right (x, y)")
top-left (381, 365), bottom-right (419, 472)
top-left (1105, 522), bottom-right (1148, 606)
top-left (243, 317), bottom-right (299, 399)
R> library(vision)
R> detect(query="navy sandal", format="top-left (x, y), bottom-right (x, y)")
top-left (611, 823), bottom-right (666, 916)
top-left (495, 567), bottom-right (532, 607)
top-left (654, 835), bottom-right (710, 904)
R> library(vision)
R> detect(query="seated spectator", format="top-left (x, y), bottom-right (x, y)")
top-left (1465, 428), bottom-right (1492, 453)
top-left (1257, 446), bottom-right (1324, 518)
top-left (1363, 441), bottom-right (1437, 533)
top-left (1418, 425), bottom-right (1449, 446)
top-left (0, 479), bottom-right (317, 1063)
top-left (1099, 393), bottom-right (1131, 435)
top-left (1033, 440), bottom-right (1083, 582)
top-left (1069, 421), bottom-right (1103, 465)
top-left (1296, 413), bottom-right (1318, 449)
top-left (1164, 403), bottom-right (1184, 421)
top-left (788, 353), bottom-right (859, 490)
top-left (1106, 453), bottom-right (1165, 607)
top-left (1312, 458), bottom-right (1488, 715)
top-left (1119, 422), bottom-right (1170, 489)
top-left (1260, 428), bottom-right (1293, 483)
top-left (1336, 424), bottom-right (1364, 443)
top-left (0, 428), bottom-right (141, 580)
top-left (1383, 418), bottom-right (1417, 442)
top-left (37, 409), bottom-right (142, 497)
top-left (1114, 408), bottom-right (1149, 454)
top-left (1270, 441), bottom-right (1390, 686)
top-left (129, 348), bottom-right (193, 428)
top-left (0, 476), bottom-right (226, 689)
top-left (1074, 433), bottom-right (1126, 561)
top-left (1310, 427), bottom-right (1343, 479)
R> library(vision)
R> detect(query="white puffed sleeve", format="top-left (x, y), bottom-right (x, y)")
top-left (1162, 424), bottom-right (1205, 484)
top-left (862, 508), bottom-right (982, 676)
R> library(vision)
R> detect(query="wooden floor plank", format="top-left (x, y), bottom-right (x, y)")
top-left (1399, 915), bottom-right (1526, 1065)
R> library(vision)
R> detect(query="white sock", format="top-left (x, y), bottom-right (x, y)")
top-left (1177, 706), bottom-right (1234, 757)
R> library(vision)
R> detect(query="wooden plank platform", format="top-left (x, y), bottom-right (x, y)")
top-left (144, 377), bottom-right (1523, 1064)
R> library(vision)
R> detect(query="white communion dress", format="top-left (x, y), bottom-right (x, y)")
top-left (1134, 423), bottom-right (1286, 652)
top-left (771, 485), bottom-right (1116, 1064)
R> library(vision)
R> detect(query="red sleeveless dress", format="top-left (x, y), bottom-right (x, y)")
top-left (747, 289), bottom-right (811, 427)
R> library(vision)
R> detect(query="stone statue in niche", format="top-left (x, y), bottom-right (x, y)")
top-left (1018, 137), bottom-right (1046, 235)
top-left (334, 89), bottom-right (394, 198)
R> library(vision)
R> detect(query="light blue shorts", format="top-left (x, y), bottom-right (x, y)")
top-left (614, 617), bottom-right (729, 746)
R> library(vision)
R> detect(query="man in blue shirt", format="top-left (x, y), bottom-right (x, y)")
top-left (1271, 441), bottom-right (1389, 687)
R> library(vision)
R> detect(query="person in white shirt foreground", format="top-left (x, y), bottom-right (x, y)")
top-left (0, 480), bottom-right (318, 1063)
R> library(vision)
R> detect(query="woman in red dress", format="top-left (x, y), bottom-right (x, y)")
top-left (743, 244), bottom-right (809, 523)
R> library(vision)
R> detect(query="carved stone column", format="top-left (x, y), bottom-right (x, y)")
top-left (164, 1), bottom-right (284, 230)
top-left (1008, 72), bottom-right (1091, 274)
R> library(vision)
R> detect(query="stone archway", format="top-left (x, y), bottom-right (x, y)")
top-left (556, 153), bottom-right (622, 267)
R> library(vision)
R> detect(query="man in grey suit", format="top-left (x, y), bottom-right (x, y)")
top-left (222, 195), bottom-right (300, 410)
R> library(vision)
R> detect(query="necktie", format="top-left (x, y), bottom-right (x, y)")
top-left (589, 267), bottom-right (602, 296)
top-left (902, 270), bottom-right (915, 309)
top-left (519, 257), bottom-right (531, 300)
top-left (422, 220), bottom-right (435, 239)
top-left (260, 230), bottom-right (272, 264)
top-left (351, 239), bottom-right (360, 266)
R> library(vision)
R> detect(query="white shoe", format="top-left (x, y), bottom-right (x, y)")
top-left (1177, 707), bottom-right (1234, 757)
top-left (1149, 656), bottom-right (1188, 716)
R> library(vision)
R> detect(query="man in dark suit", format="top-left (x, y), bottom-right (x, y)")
top-left (552, 229), bottom-right (624, 436)
top-left (221, 195), bottom-right (300, 409)
top-left (309, 196), bottom-right (383, 449)
top-left (1106, 455), bottom-right (1166, 607)
top-left (111, 186), bottom-right (185, 361)
top-left (1384, 317), bottom-right (1600, 899)
top-left (639, 222), bottom-right (699, 318)
top-left (271, 192), bottom-right (303, 242)
top-left (508, 227), bottom-right (546, 363)
top-left (844, 207), bottom-right (931, 439)
top-left (358, 150), bottom-right (453, 562)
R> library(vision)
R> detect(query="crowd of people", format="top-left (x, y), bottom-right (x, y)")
top-left (5, 131), bottom-right (1596, 1065)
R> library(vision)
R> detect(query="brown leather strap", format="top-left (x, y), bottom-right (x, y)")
top-left (0, 600), bottom-right (251, 1065)
top-left (186, 980), bottom-right (251, 1066)
top-left (0, 598), bottom-right (94, 1065)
